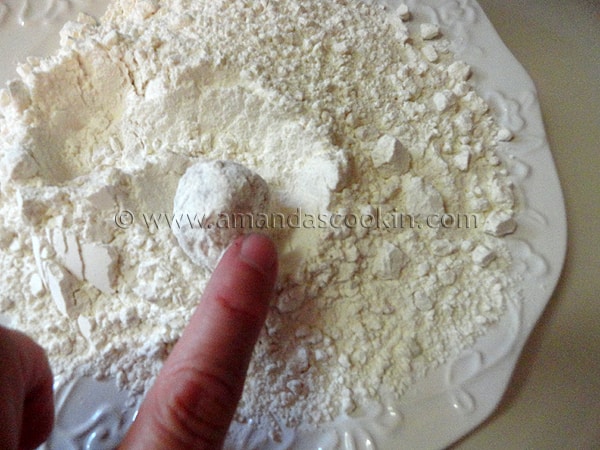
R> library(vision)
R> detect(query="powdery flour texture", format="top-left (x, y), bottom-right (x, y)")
top-left (0, 0), bottom-right (519, 444)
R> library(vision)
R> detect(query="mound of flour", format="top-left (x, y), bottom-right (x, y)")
top-left (0, 0), bottom-right (518, 441)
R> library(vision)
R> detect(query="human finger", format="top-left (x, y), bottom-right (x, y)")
top-left (119, 233), bottom-right (278, 449)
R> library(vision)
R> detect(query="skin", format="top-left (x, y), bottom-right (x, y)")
top-left (0, 328), bottom-right (54, 450)
top-left (0, 233), bottom-right (278, 450)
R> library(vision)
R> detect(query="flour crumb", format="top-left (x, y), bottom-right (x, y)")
top-left (420, 23), bottom-right (441, 40)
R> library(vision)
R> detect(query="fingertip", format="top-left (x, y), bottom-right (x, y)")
top-left (205, 233), bottom-right (278, 324)
top-left (238, 233), bottom-right (278, 278)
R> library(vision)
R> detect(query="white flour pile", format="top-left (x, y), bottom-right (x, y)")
top-left (0, 0), bottom-right (519, 442)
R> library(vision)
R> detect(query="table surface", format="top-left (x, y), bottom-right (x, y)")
top-left (453, 1), bottom-right (600, 448)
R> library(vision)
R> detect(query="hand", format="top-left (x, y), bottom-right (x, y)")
top-left (0, 233), bottom-right (277, 450)
top-left (0, 326), bottom-right (54, 450)
top-left (120, 233), bottom-right (278, 449)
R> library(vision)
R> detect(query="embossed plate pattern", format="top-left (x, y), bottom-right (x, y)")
top-left (0, 1), bottom-right (566, 449)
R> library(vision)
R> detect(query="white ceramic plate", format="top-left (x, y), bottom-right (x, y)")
top-left (0, 1), bottom-right (566, 449)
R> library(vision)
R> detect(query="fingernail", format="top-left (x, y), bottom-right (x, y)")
top-left (239, 233), bottom-right (277, 276)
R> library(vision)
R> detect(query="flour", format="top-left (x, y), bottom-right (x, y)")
top-left (0, 0), bottom-right (519, 443)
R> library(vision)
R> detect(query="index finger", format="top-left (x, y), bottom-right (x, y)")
top-left (120, 233), bottom-right (278, 450)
